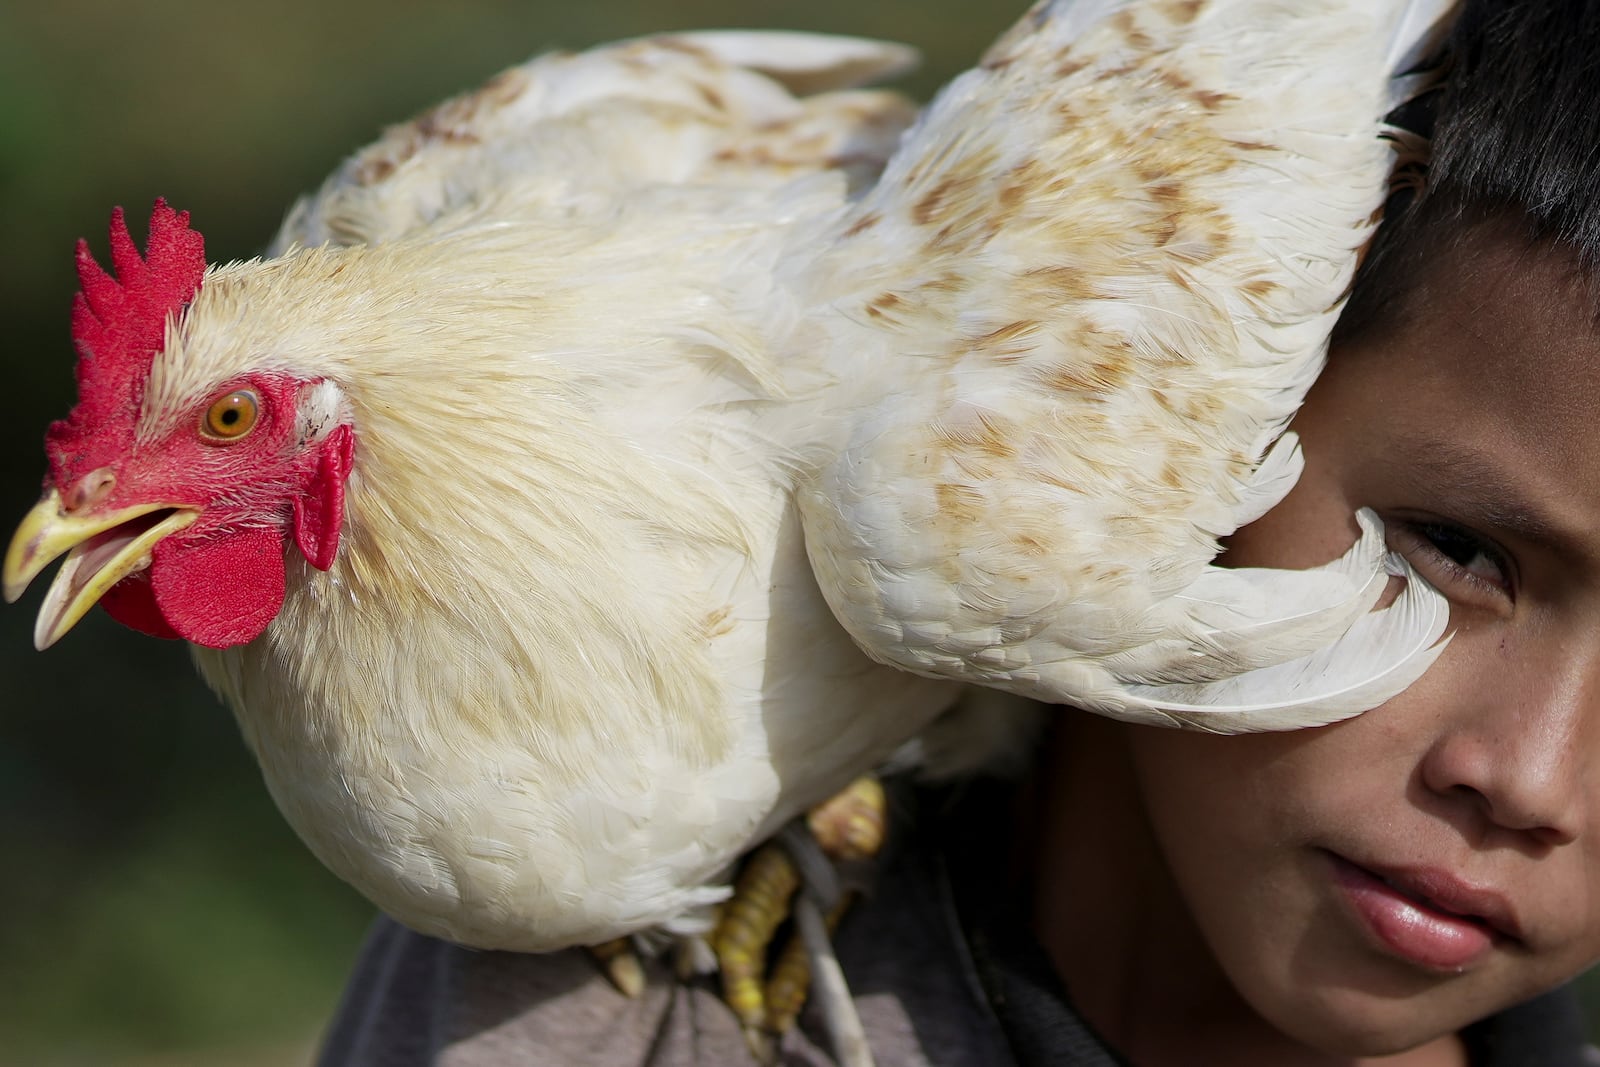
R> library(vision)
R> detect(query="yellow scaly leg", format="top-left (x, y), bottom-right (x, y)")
top-left (713, 841), bottom-right (801, 1034)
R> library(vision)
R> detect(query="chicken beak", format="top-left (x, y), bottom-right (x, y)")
top-left (4, 489), bottom-right (198, 649)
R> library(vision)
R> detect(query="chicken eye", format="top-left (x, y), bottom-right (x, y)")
top-left (202, 390), bottom-right (260, 441)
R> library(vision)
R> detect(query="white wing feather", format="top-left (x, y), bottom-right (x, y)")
top-left (793, 0), bottom-right (1458, 731)
top-left (1120, 554), bottom-right (1452, 731)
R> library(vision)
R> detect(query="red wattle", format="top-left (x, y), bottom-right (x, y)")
top-left (101, 571), bottom-right (182, 640)
top-left (150, 526), bottom-right (287, 648)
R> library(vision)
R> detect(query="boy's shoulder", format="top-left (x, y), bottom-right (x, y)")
top-left (314, 790), bottom-right (1013, 1066)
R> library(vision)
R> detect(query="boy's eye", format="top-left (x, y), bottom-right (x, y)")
top-left (1422, 524), bottom-right (1494, 572)
top-left (1389, 518), bottom-right (1514, 611)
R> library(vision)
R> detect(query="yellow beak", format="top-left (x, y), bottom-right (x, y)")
top-left (4, 489), bottom-right (198, 649)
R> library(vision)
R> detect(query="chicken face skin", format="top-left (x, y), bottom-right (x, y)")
top-left (5, 206), bottom-right (361, 651)
top-left (6, 363), bottom-right (353, 649)
top-left (1031, 223), bottom-right (1600, 1065)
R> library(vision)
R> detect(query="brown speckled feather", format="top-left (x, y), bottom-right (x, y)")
top-left (270, 31), bottom-right (918, 252)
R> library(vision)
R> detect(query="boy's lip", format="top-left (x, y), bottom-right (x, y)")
top-left (1323, 850), bottom-right (1524, 970)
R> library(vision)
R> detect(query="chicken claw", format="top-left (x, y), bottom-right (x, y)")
top-left (805, 776), bottom-right (887, 862)
top-left (588, 936), bottom-right (646, 999)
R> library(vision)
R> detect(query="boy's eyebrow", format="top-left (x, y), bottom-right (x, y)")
top-left (1386, 433), bottom-right (1574, 550)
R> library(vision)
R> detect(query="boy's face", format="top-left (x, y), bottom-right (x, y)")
top-left (1127, 223), bottom-right (1600, 1053)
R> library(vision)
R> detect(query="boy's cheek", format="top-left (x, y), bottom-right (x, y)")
top-left (1215, 453), bottom-right (1371, 573)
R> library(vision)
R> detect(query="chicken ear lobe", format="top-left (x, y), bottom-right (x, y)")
top-left (293, 424), bottom-right (354, 572)
top-left (150, 527), bottom-right (286, 648)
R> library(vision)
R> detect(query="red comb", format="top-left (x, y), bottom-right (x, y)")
top-left (46, 199), bottom-right (206, 486)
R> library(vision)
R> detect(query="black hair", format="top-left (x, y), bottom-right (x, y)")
top-left (1336, 0), bottom-right (1600, 340)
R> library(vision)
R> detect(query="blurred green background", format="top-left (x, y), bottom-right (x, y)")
top-left (5, 3), bottom-right (1599, 1066)
top-left (0, 3), bottom-right (1010, 1065)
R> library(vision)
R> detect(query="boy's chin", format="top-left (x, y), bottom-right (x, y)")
top-left (1262, 997), bottom-right (1464, 1058)
top-left (1236, 960), bottom-right (1528, 1058)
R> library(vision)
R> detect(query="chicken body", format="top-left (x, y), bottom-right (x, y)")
top-left (205, 40), bottom-right (972, 950)
top-left (7, 35), bottom-right (958, 951)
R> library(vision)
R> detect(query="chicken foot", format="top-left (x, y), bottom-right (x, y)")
top-left (587, 936), bottom-right (647, 999)
top-left (713, 776), bottom-right (887, 1065)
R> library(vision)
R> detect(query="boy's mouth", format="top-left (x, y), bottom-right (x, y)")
top-left (1324, 850), bottom-right (1522, 972)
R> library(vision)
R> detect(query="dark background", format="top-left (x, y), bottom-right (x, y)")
top-left (0, 4), bottom-right (1011, 1065)
top-left (3, 3), bottom-right (1595, 1065)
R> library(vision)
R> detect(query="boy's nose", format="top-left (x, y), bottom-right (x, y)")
top-left (1417, 644), bottom-right (1600, 849)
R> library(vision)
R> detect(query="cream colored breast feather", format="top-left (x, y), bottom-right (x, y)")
top-left (792, 0), bottom-right (1457, 732)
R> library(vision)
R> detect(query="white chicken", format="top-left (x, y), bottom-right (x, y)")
top-left (5, 31), bottom-right (957, 955)
top-left (5, 0), bottom-right (1451, 1012)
